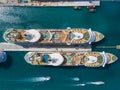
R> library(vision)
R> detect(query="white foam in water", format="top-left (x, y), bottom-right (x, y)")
top-left (76, 83), bottom-right (86, 87)
top-left (1, 77), bottom-right (51, 83)
top-left (31, 77), bottom-right (51, 82)
top-left (0, 14), bottom-right (22, 24)
top-left (87, 81), bottom-right (105, 85)
top-left (72, 77), bottom-right (80, 81)
top-left (0, 7), bottom-right (22, 24)
top-left (12, 76), bottom-right (51, 82)
top-left (74, 81), bottom-right (104, 87)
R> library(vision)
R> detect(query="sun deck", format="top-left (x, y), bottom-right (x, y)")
top-left (83, 52), bottom-right (103, 67)
top-left (38, 29), bottom-right (90, 44)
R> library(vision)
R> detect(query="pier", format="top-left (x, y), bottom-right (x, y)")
top-left (95, 45), bottom-right (120, 50)
top-left (0, 42), bottom-right (91, 52)
top-left (0, 0), bottom-right (100, 7)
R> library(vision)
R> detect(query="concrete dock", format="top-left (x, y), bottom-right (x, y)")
top-left (0, 0), bottom-right (100, 7)
top-left (0, 42), bottom-right (91, 52)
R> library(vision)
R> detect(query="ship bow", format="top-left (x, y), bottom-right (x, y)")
top-left (107, 53), bottom-right (118, 64)
top-left (94, 31), bottom-right (104, 42)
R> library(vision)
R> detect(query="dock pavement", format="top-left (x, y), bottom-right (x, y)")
top-left (0, 42), bottom-right (92, 52)
top-left (0, 0), bottom-right (100, 7)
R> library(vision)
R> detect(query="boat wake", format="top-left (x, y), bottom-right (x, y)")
top-left (22, 76), bottom-right (51, 82)
top-left (70, 77), bottom-right (104, 86)
top-left (71, 77), bottom-right (80, 81)
top-left (87, 81), bottom-right (105, 85)
top-left (29, 76), bottom-right (51, 82)
top-left (75, 81), bottom-right (105, 87)
top-left (1, 76), bottom-right (51, 83)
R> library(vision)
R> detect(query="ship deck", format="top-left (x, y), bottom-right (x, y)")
top-left (0, 0), bottom-right (100, 6)
top-left (4, 28), bottom-right (93, 44)
top-left (0, 42), bottom-right (91, 51)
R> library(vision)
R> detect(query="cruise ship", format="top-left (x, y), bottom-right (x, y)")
top-left (3, 28), bottom-right (104, 45)
top-left (24, 51), bottom-right (117, 67)
top-left (0, 51), bottom-right (7, 63)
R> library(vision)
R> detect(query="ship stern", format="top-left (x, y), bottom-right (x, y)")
top-left (3, 28), bottom-right (14, 42)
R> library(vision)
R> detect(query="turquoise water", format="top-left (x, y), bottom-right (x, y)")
top-left (0, 1), bottom-right (120, 90)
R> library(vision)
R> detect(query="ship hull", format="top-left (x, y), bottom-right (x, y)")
top-left (24, 51), bottom-right (117, 67)
top-left (3, 28), bottom-right (104, 45)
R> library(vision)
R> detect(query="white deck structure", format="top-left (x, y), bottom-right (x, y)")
top-left (0, 42), bottom-right (91, 52)
top-left (24, 30), bottom-right (41, 43)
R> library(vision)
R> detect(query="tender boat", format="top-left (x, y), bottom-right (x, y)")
top-left (0, 51), bottom-right (7, 63)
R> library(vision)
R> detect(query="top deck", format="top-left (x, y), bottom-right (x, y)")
top-left (0, 0), bottom-right (100, 6)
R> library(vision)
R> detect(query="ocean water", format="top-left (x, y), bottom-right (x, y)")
top-left (0, 1), bottom-right (120, 90)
